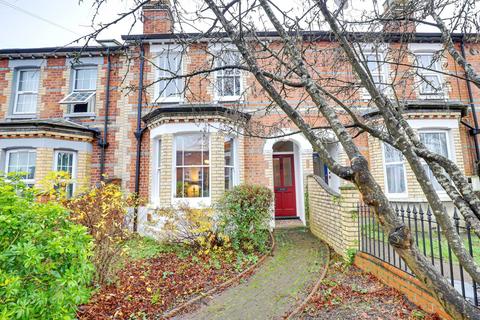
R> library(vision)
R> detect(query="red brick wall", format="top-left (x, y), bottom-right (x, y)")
top-left (354, 252), bottom-right (451, 320)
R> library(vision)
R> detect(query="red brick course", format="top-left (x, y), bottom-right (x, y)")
top-left (354, 252), bottom-right (452, 320)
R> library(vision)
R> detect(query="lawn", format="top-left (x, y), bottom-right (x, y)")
top-left (77, 235), bottom-right (259, 319)
top-left (361, 223), bottom-right (480, 265)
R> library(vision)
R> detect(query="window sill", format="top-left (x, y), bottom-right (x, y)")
top-left (418, 94), bottom-right (445, 100)
top-left (156, 98), bottom-right (183, 104)
top-left (216, 96), bottom-right (242, 103)
top-left (6, 114), bottom-right (37, 120)
top-left (64, 112), bottom-right (96, 119)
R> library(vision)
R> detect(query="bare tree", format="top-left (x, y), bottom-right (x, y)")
top-left (78, 0), bottom-right (480, 318)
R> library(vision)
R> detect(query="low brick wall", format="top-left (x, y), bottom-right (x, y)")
top-left (307, 175), bottom-right (359, 258)
top-left (354, 252), bottom-right (451, 319)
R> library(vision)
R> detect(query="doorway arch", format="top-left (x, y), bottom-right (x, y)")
top-left (264, 132), bottom-right (313, 225)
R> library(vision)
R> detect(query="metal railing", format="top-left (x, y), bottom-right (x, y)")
top-left (358, 202), bottom-right (479, 307)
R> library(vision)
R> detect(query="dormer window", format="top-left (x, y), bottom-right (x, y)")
top-left (414, 53), bottom-right (443, 98)
top-left (60, 66), bottom-right (97, 114)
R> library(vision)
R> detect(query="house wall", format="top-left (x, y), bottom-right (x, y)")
top-left (0, 5), bottom-right (479, 211)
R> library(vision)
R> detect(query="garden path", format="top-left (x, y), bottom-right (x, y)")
top-left (175, 228), bottom-right (329, 320)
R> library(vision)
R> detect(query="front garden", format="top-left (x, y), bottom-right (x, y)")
top-left (0, 174), bottom-right (273, 319)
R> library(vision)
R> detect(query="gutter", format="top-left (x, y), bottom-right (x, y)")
top-left (461, 38), bottom-right (480, 172)
top-left (133, 43), bottom-right (146, 232)
top-left (121, 31), bottom-right (480, 44)
top-left (99, 49), bottom-right (112, 180)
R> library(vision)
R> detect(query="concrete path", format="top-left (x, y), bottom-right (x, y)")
top-left (176, 228), bottom-right (329, 320)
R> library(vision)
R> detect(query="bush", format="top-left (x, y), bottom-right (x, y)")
top-left (217, 184), bottom-right (273, 254)
top-left (0, 177), bottom-right (93, 319)
top-left (157, 204), bottom-right (231, 257)
top-left (64, 182), bottom-right (131, 285)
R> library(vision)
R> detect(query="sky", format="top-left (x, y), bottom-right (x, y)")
top-left (0, 0), bottom-right (142, 48)
top-left (0, 0), bottom-right (444, 49)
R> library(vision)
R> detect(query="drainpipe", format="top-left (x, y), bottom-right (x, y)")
top-left (461, 38), bottom-right (480, 173)
top-left (133, 43), bottom-right (145, 232)
top-left (99, 49), bottom-right (112, 181)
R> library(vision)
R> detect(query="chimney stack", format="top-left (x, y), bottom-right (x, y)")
top-left (142, 0), bottom-right (173, 34)
top-left (382, 0), bottom-right (416, 33)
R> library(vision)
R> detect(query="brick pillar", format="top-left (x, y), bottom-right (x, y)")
top-left (339, 184), bottom-right (360, 256)
top-left (76, 151), bottom-right (92, 194)
top-left (35, 148), bottom-right (54, 186)
top-left (159, 134), bottom-right (173, 207)
top-left (237, 135), bottom-right (245, 184)
top-left (210, 132), bottom-right (225, 204)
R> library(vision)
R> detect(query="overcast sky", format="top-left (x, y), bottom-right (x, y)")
top-left (0, 0), bottom-right (444, 49)
top-left (0, 0), bottom-right (142, 48)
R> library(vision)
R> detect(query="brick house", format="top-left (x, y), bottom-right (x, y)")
top-left (1, 0), bottom-right (479, 229)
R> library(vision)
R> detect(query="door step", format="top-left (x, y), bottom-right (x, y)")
top-left (275, 218), bottom-right (304, 229)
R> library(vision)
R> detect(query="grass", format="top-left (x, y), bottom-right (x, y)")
top-left (122, 235), bottom-right (191, 261)
top-left (361, 223), bottom-right (480, 265)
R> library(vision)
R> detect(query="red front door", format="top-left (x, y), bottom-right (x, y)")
top-left (273, 154), bottom-right (297, 217)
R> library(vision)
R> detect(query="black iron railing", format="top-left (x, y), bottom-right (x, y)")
top-left (358, 202), bottom-right (479, 307)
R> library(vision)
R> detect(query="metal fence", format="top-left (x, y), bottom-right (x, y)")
top-left (358, 202), bottom-right (479, 307)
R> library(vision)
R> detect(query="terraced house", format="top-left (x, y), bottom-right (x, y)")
top-left (1, 0), bottom-right (480, 231)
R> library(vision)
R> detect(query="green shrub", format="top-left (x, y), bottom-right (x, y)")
top-left (217, 184), bottom-right (273, 254)
top-left (0, 177), bottom-right (94, 319)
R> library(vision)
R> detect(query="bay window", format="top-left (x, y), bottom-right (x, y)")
top-left (224, 137), bottom-right (236, 190)
top-left (54, 151), bottom-right (76, 198)
top-left (419, 131), bottom-right (449, 191)
top-left (6, 149), bottom-right (36, 186)
top-left (14, 69), bottom-right (40, 114)
top-left (215, 50), bottom-right (241, 99)
top-left (383, 143), bottom-right (407, 195)
top-left (175, 133), bottom-right (210, 198)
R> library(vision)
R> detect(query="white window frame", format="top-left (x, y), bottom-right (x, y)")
top-left (13, 68), bottom-right (40, 115)
top-left (418, 129), bottom-right (452, 193)
top-left (382, 143), bottom-right (408, 198)
top-left (155, 50), bottom-right (184, 103)
top-left (156, 139), bottom-right (162, 198)
top-left (361, 52), bottom-right (388, 100)
top-left (5, 149), bottom-right (37, 186)
top-left (414, 52), bottom-right (444, 99)
top-left (224, 136), bottom-right (238, 190)
top-left (214, 49), bottom-right (243, 102)
top-left (66, 65), bottom-right (98, 115)
top-left (53, 150), bottom-right (77, 197)
top-left (173, 133), bottom-right (211, 201)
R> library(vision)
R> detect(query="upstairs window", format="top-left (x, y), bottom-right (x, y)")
top-left (60, 66), bottom-right (97, 114)
top-left (365, 53), bottom-right (387, 93)
top-left (383, 143), bottom-right (407, 195)
top-left (6, 149), bottom-right (36, 186)
top-left (175, 134), bottom-right (210, 198)
top-left (14, 69), bottom-right (40, 114)
top-left (157, 52), bottom-right (183, 102)
top-left (224, 137), bottom-right (236, 190)
top-left (419, 131), bottom-right (449, 191)
top-left (414, 53), bottom-right (443, 98)
top-left (54, 151), bottom-right (76, 198)
top-left (215, 50), bottom-right (241, 100)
